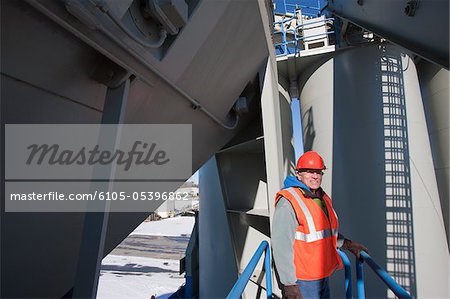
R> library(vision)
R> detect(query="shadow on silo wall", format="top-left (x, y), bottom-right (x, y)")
top-left (330, 44), bottom-right (416, 298)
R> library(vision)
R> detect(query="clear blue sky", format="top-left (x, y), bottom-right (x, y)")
top-left (292, 98), bottom-right (304, 160)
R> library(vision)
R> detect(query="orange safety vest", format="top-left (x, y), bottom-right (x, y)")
top-left (275, 187), bottom-right (343, 280)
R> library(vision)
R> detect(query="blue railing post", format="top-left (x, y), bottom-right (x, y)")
top-left (339, 249), bottom-right (412, 299)
top-left (264, 245), bottom-right (273, 298)
top-left (356, 257), bottom-right (366, 299)
top-left (359, 252), bottom-right (412, 299)
top-left (226, 241), bottom-right (272, 299)
top-left (337, 249), bottom-right (353, 299)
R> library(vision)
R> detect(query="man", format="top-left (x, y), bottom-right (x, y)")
top-left (272, 151), bottom-right (368, 299)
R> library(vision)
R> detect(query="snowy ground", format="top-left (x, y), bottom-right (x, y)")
top-left (97, 216), bottom-right (195, 299)
top-left (97, 255), bottom-right (184, 299)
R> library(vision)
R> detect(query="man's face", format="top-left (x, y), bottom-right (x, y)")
top-left (296, 169), bottom-right (323, 191)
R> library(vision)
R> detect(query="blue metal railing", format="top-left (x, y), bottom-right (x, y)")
top-left (357, 251), bottom-right (413, 299)
top-left (226, 241), bottom-right (272, 299)
top-left (338, 249), bottom-right (353, 299)
top-left (227, 243), bottom-right (411, 298)
top-left (356, 255), bottom-right (365, 298)
top-left (273, 17), bottom-right (336, 57)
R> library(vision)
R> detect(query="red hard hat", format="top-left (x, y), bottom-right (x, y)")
top-left (296, 151), bottom-right (326, 170)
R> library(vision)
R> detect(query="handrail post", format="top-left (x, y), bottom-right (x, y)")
top-left (264, 245), bottom-right (272, 298)
top-left (359, 252), bottom-right (412, 299)
top-left (337, 249), bottom-right (353, 299)
top-left (226, 241), bottom-right (272, 299)
top-left (356, 257), bottom-right (366, 299)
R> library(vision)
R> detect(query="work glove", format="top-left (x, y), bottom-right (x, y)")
top-left (281, 284), bottom-right (303, 299)
top-left (343, 238), bottom-right (369, 259)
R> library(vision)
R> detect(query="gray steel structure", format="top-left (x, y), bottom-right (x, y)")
top-left (1, 0), bottom-right (274, 297)
top-left (1, 0), bottom-right (449, 298)
top-left (328, 0), bottom-right (449, 69)
top-left (200, 7), bottom-right (449, 299)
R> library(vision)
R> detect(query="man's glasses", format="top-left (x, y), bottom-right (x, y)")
top-left (296, 169), bottom-right (324, 175)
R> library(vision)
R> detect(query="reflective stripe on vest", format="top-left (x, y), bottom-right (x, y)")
top-left (295, 228), bottom-right (339, 243)
top-left (284, 187), bottom-right (338, 242)
top-left (285, 187), bottom-right (317, 233)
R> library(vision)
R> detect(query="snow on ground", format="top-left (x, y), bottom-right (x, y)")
top-left (130, 216), bottom-right (195, 237)
top-left (97, 216), bottom-right (195, 299)
top-left (97, 255), bottom-right (184, 299)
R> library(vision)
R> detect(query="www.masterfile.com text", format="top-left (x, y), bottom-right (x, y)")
top-left (10, 191), bottom-right (190, 201)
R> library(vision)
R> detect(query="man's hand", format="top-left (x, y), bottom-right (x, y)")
top-left (343, 239), bottom-right (369, 259)
top-left (282, 284), bottom-right (303, 299)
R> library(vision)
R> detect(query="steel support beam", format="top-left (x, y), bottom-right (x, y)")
top-left (328, 0), bottom-right (449, 69)
top-left (72, 79), bottom-right (130, 298)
